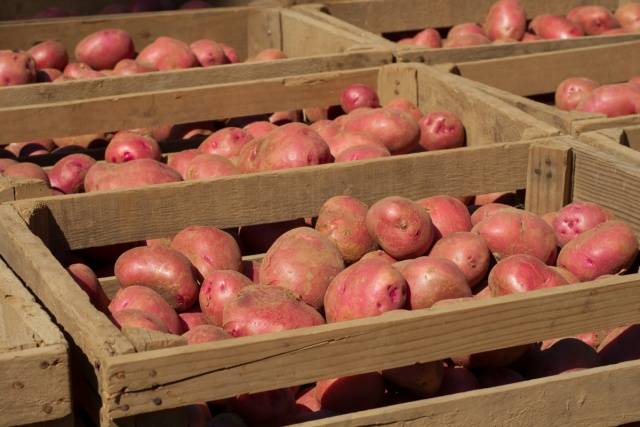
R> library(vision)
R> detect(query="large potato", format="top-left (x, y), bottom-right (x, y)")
top-left (75, 29), bottom-right (135, 70)
top-left (488, 254), bottom-right (568, 296)
top-left (430, 232), bottom-right (491, 288)
top-left (484, 0), bottom-right (527, 41)
top-left (84, 159), bottom-right (182, 192)
top-left (109, 285), bottom-right (183, 334)
top-left (342, 108), bottom-right (420, 154)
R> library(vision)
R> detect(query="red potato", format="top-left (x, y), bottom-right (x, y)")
top-left (324, 259), bottom-right (408, 322)
top-left (315, 374), bottom-right (385, 413)
top-left (0, 50), bottom-right (36, 86)
top-left (167, 149), bottom-right (200, 178)
top-left (171, 225), bottom-right (242, 279)
top-left (3, 163), bottom-right (49, 185)
top-left (385, 97), bottom-right (423, 121)
top-left (553, 202), bottom-right (613, 247)
top-left (549, 266), bottom-right (580, 284)
top-left (616, 3), bottom-right (640, 32)
top-left (530, 15), bottom-right (584, 39)
top-left (436, 366), bottom-right (479, 395)
top-left (484, 0), bottom-right (527, 41)
top-left (448, 23), bottom-right (487, 40)
top-left (75, 29), bottom-right (135, 70)
top-left (219, 43), bottom-right (239, 64)
top-left (567, 6), bottom-right (620, 36)
top-left (557, 220), bottom-right (638, 282)
top-left (183, 325), bottom-right (231, 344)
top-left (326, 131), bottom-right (384, 158)
top-left (555, 77), bottom-right (599, 111)
top-left (63, 62), bottom-right (105, 79)
top-left (0, 159), bottom-right (17, 173)
top-left (250, 48), bottom-right (288, 62)
top-left (190, 39), bottom-right (228, 67)
top-left (602, 28), bottom-right (628, 35)
top-left (181, 0), bottom-right (211, 8)
top-left (310, 120), bottom-right (340, 143)
top-left (67, 263), bottom-right (110, 313)
top-left (228, 388), bottom-right (297, 427)
top-left (577, 83), bottom-right (640, 118)
top-left (244, 121), bottom-right (276, 139)
top-left (260, 227), bottom-right (344, 309)
top-left (343, 107), bottom-right (421, 154)
top-left (48, 153), bottom-right (96, 194)
top-left (237, 139), bottom-right (263, 173)
top-left (137, 37), bottom-right (198, 71)
top-left (185, 153), bottom-right (239, 180)
top-left (598, 325), bottom-right (640, 365)
top-left (340, 84), bottom-right (381, 113)
top-left (418, 112), bottom-right (466, 151)
top-left (413, 28), bottom-right (442, 48)
top-left (296, 387), bottom-right (321, 412)
top-left (475, 368), bottom-right (525, 387)
top-left (522, 32), bottom-right (542, 42)
top-left (199, 270), bottom-right (252, 326)
top-left (178, 311), bottom-right (212, 331)
top-left (269, 110), bottom-right (301, 125)
top-left (472, 209), bottom-right (557, 263)
top-left (523, 338), bottom-right (601, 379)
top-left (360, 250), bottom-right (397, 264)
top-left (304, 107), bottom-right (329, 123)
top-left (443, 33), bottom-right (492, 48)
top-left (430, 232), bottom-right (491, 288)
top-left (84, 159), bottom-right (182, 192)
top-left (37, 68), bottom-right (62, 82)
top-left (255, 123), bottom-right (332, 171)
top-left (112, 309), bottom-right (168, 333)
top-left (417, 195), bottom-right (472, 240)
top-left (470, 203), bottom-right (512, 226)
top-left (335, 144), bottom-right (391, 162)
top-left (488, 254), bottom-right (568, 296)
top-left (383, 362), bottom-right (444, 398)
top-left (109, 285), bottom-right (183, 334)
top-left (115, 246), bottom-right (199, 311)
top-left (105, 131), bottom-right (161, 163)
top-left (199, 127), bottom-right (253, 158)
top-left (223, 285), bottom-right (324, 337)
top-left (367, 196), bottom-right (434, 259)
top-left (112, 59), bottom-right (156, 76)
top-left (315, 196), bottom-right (377, 263)
top-left (28, 40), bottom-right (68, 71)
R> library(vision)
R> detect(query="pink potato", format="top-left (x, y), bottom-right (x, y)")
top-left (199, 270), bottom-right (253, 326)
top-left (430, 232), bottom-right (491, 288)
top-left (360, 250), bottom-right (397, 264)
top-left (472, 208), bottom-right (557, 263)
top-left (0, 159), bottom-right (17, 173)
top-left (112, 59), bottom-right (157, 76)
top-left (335, 144), bottom-right (391, 162)
top-left (315, 373), bottom-right (385, 413)
top-left (567, 6), bottom-right (620, 36)
top-left (366, 196), bottom-right (434, 259)
top-left (48, 153), bottom-right (96, 194)
top-left (112, 309), bottom-right (168, 333)
top-left (237, 138), bottom-right (263, 173)
top-left (63, 62), bottom-right (104, 79)
top-left (448, 23), bottom-right (487, 40)
top-left (577, 83), bottom-right (640, 118)
top-left (84, 159), bottom-right (182, 192)
top-left (324, 258), bottom-right (408, 322)
top-left (315, 196), bottom-right (377, 263)
top-left (255, 123), bottom-right (332, 171)
top-left (250, 48), bottom-right (288, 62)
top-left (259, 227), bottom-right (344, 309)
top-left (0, 50), bottom-right (36, 86)
top-left (385, 97), bottom-right (423, 121)
top-left (522, 32), bottom-right (542, 42)
top-left (555, 77), bottom-right (599, 111)
top-left (394, 257), bottom-right (471, 309)
top-left (219, 43), bottom-right (239, 64)
top-left (244, 121), bottom-right (276, 139)
top-left (443, 33), bottom-right (492, 48)
top-left (109, 286), bottom-right (183, 334)
top-left (137, 37), bottom-right (198, 71)
top-left (167, 149), bottom-right (200, 178)
top-left (105, 131), bottom-right (161, 163)
top-left (598, 325), bottom-right (640, 365)
top-left (223, 285), bottom-right (325, 337)
top-left (417, 195), bottom-right (472, 240)
top-left (28, 40), bottom-right (68, 71)
top-left (484, 0), bottom-right (527, 41)
top-left (325, 131), bottom-right (384, 158)
top-left (75, 29), bottom-right (135, 70)
top-left (115, 246), bottom-right (199, 311)
top-left (549, 266), bottom-right (580, 284)
top-left (183, 324), bottom-right (231, 344)
top-left (470, 203), bottom-right (511, 226)
top-left (310, 120), bottom-right (340, 144)
top-left (181, 0), bottom-right (211, 8)
top-left (37, 68), bottom-right (63, 82)
top-left (475, 368), bottom-right (525, 387)
top-left (67, 263), bottom-right (110, 313)
top-left (488, 254), bottom-right (568, 296)
top-left (523, 338), bottom-right (601, 378)
top-left (412, 28), bottom-right (442, 48)
top-left (3, 163), bottom-right (49, 185)
top-left (178, 311), bottom-right (212, 331)
top-left (419, 112), bottom-right (466, 151)
top-left (529, 15), bottom-right (584, 39)
top-left (616, 3), bottom-right (640, 32)
top-left (553, 202), bottom-right (613, 247)
top-left (342, 108), bottom-right (420, 154)
top-left (228, 388), bottom-right (297, 427)
top-left (630, 75), bottom-right (640, 90)
top-left (171, 225), bottom-right (242, 279)
top-left (199, 127), bottom-right (253, 158)
top-left (185, 153), bottom-right (239, 180)
top-left (436, 366), bottom-right (480, 395)
top-left (557, 220), bottom-right (638, 282)
top-left (340, 84), bottom-right (381, 113)
top-left (304, 107), bottom-right (329, 123)
top-left (382, 362), bottom-right (444, 398)
top-left (296, 387), bottom-right (321, 412)
top-left (190, 39), bottom-right (228, 67)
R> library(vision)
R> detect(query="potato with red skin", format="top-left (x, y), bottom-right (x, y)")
top-left (476, 368), bottom-right (525, 387)
top-left (437, 366), bottom-right (479, 395)
top-left (183, 325), bottom-right (231, 344)
top-left (199, 127), bottom-right (253, 158)
top-left (522, 32), bottom-right (542, 42)
top-left (295, 387), bottom-right (321, 412)
top-left (3, 163), bottom-right (49, 184)
top-left (367, 196), bottom-right (434, 259)
top-left (259, 227), bottom-right (344, 309)
top-left (112, 59), bottom-right (156, 76)
top-left (448, 23), bottom-right (487, 40)
top-left (553, 202), bottom-right (613, 247)
top-left (555, 77), bottom-right (599, 111)
top-left (0, 50), bottom-right (36, 86)
top-left (84, 159), bottom-right (182, 192)
top-left (310, 119), bottom-right (340, 143)
top-left (28, 40), bottom-right (68, 71)
top-left (190, 39), bottom-right (227, 67)
top-left (219, 43), bottom-right (239, 64)
top-left (237, 139), bottom-right (263, 173)
top-left (385, 97), bottom-right (423, 121)
top-left (178, 311), bottom-right (212, 331)
top-left (340, 84), bottom-right (380, 113)
top-left (417, 195), bottom-right (472, 240)
top-left (75, 29), bottom-right (135, 70)
top-left (315, 373), bottom-right (385, 413)
top-left (383, 362), bottom-right (444, 398)
top-left (315, 196), bottom-right (377, 263)
top-left (577, 83), bottom-right (640, 117)
top-left (244, 121), bottom-right (276, 139)
top-left (137, 37), bottom-right (198, 71)
top-left (430, 232), bottom-right (491, 288)
top-left (223, 285), bottom-right (324, 337)
top-left (171, 225), bottom-right (242, 280)
top-left (567, 6), bottom-right (620, 36)
top-left (530, 15), bottom-right (584, 39)
top-left (199, 270), bottom-right (252, 326)
top-left (48, 153), bottom-right (96, 194)
top-left (326, 131), bottom-right (384, 158)
top-left (112, 309), bottom-right (169, 333)
top-left (549, 266), bottom-right (580, 284)
top-left (67, 263), bottom-right (110, 313)
top-left (185, 153), bottom-right (239, 180)
top-left (269, 110), bottom-right (301, 125)
top-left (0, 159), bottom-right (17, 173)
top-left (484, 0), bottom-right (527, 41)
top-left (616, 3), bottom-right (640, 32)
top-left (557, 220), bottom-right (638, 282)
top-left (228, 388), bottom-right (297, 427)
top-left (109, 286), bottom-right (183, 334)
top-left (443, 33), bottom-right (491, 48)
top-left (473, 209), bottom-right (557, 263)
top-left (342, 108), bottom-right (421, 154)
top-left (324, 259), bottom-right (408, 322)
top-left (360, 250), bottom-right (396, 264)
top-left (470, 203), bottom-right (511, 226)
top-left (37, 68), bottom-right (62, 82)
top-left (413, 28), bottom-right (442, 48)
top-left (523, 338), bottom-right (601, 378)
top-left (335, 144), bottom-right (391, 162)
top-left (63, 62), bottom-right (104, 79)
top-left (419, 112), bottom-right (466, 151)
top-left (598, 325), bottom-right (640, 365)
top-left (105, 131), bottom-right (161, 163)
top-left (488, 254), bottom-right (568, 296)
top-left (167, 149), bottom-right (200, 179)
top-left (255, 123), bottom-right (332, 171)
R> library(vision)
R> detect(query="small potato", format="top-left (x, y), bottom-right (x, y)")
top-left (385, 97), bottom-right (423, 121)
top-left (553, 201), bottom-right (613, 247)
top-left (335, 144), bottom-right (391, 162)
top-left (413, 28), bottom-right (442, 48)
top-left (419, 112), bottom-right (466, 151)
top-left (340, 84), bottom-right (380, 113)
top-left (555, 77), bottom-right (599, 111)
top-left (530, 15), bottom-right (584, 39)
top-left (105, 131), bottom-right (161, 163)
top-left (112, 309), bottom-right (168, 333)
top-left (182, 325), bottom-right (231, 344)
top-left (342, 108), bottom-right (420, 154)
top-left (484, 0), bottom-right (526, 41)
top-left (567, 6), bottom-right (620, 35)
top-left (48, 153), bottom-right (96, 194)
top-left (430, 232), bottom-right (491, 288)
top-left (167, 149), bottom-right (200, 179)
top-left (199, 127), bottom-right (253, 158)
top-left (488, 254), bottom-right (568, 296)
top-left (137, 36), bottom-right (198, 71)
top-left (199, 270), bottom-right (253, 326)
top-left (84, 159), bottom-right (182, 192)
top-left (0, 50), bottom-right (36, 86)
top-left (185, 153), bottom-right (239, 180)
top-left (315, 373), bottom-right (385, 413)
top-left (28, 40), bottom-right (68, 71)
top-left (67, 263), bottom-right (110, 313)
top-left (109, 285), bottom-right (183, 334)
top-left (3, 162), bottom-right (49, 184)
top-left (220, 43), bottom-right (239, 64)
top-left (417, 195), bottom-right (472, 240)
top-left (75, 29), bottom-right (135, 70)
top-left (382, 362), bottom-right (444, 398)
top-left (190, 39), bottom-right (228, 67)
top-left (112, 59), bottom-right (157, 76)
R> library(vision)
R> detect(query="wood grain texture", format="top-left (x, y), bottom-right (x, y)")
top-left (376, 64), bottom-right (418, 105)
top-left (103, 274), bottom-right (640, 417)
top-left (525, 143), bottom-right (573, 215)
top-left (122, 329), bottom-right (187, 352)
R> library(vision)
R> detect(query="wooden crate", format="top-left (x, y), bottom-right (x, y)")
top-left (0, 64), bottom-right (558, 202)
top-left (2, 133), bottom-right (640, 425)
top-left (293, 0), bottom-right (640, 65)
top-left (450, 40), bottom-right (640, 135)
top-left (0, 257), bottom-right (72, 426)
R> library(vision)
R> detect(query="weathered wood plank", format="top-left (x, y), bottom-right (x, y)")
top-left (525, 143), bottom-right (573, 215)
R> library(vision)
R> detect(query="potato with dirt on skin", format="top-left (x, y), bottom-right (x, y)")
top-left (84, 159), bottom-right (182, 192)
top-left (63, 63), bottom-right (105, 79)
top-left (137, 36), bottom-right (198, 71)
top-left (552, 201), bottom-right (613, 247)
top-left (178, 311), bottom-right (212, 331)
top-left (489, 254), bottom-right (568, 296)
top-left (199, 127), bottom-right (253, 158)
top-left (190, 39), bottom-right (228, 67)
top-left (244, 121), bottom-right (276, 139)
top-left (105, 131), bottom-right (161, 163)
top-left (430, 232), bottom-right (491, 288)
top-left (109, 285), bottom-right (183, 334)
top-left (199, 270), bottom-right (253, 326)
top-left (0, 50), bottom-right (36, 86)
top-left (360, 250), bottom-right (396, 264)
top-left (340, 84), bottom-right (380, 113)
top-left (470, 203), bottom-right (511, 226)
top-left (555, 77), bottom-right (599, 111)
top-left (183, 325), bottom-right (231, 344)
top-left (75, 29), bottom-right (135, 70)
